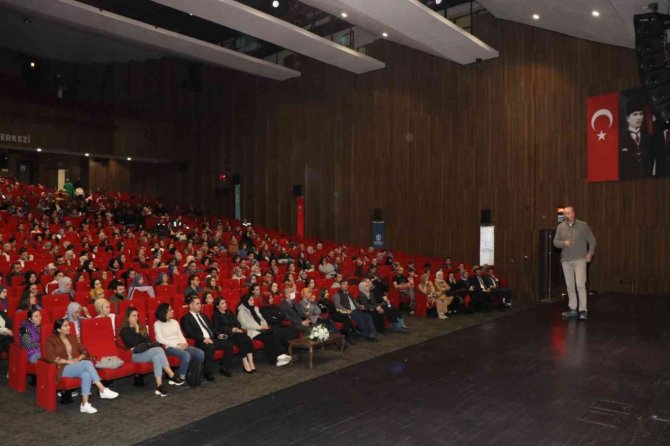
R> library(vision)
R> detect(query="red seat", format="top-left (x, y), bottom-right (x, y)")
top-left (7, 310), bottom-right (35, 393)
top-left (80, 318), bottom-right (137, 380)
top-left (155, 284), bottom-right (175, 298)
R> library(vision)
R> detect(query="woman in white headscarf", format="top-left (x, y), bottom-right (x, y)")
top-left (65, 301), bottom-right (91, 339)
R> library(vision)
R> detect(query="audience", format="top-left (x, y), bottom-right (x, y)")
top-left (19, 309), bottom-right (42, 363)
top-left (333, 281), bottom-right (379, 341)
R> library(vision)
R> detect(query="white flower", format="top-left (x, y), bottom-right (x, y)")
top-left (308, 324), bottom-right (330, 341)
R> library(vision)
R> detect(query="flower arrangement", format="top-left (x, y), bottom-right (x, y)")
top-left (308, 324), bottom-right (330, 341)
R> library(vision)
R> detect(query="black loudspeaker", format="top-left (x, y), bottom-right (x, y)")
top-left (373, 208), bottom-right (382, 221)
top-left (292, 185), bottom-right (302, 196)
top-left (635, 12), bottom-right (670, 122)
top-left (233, 174), bottom-right (241, 185)
top-left (480, 209), bottom-right (492, 226)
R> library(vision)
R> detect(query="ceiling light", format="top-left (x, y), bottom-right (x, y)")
top-left (382, 32), bottom-right (388, 38)
top-left (532, 14), bottom-right (540, 20)
top-left (29, 61), bottom-right (36, 68)
top-left (341, 12), bottom-right (348, 18)
top-left (127, 157), bottom-right (132, 161)
top-left (272, 1), bottom-right (279, 8)
top-left (36, 148), bottom-right (42, 152)
top-left (84, 153), bottom-right (90, 157)
top-left (592, 10), bottom-right (600, 17)
top-left (436, 0), bottom-right (443, 4)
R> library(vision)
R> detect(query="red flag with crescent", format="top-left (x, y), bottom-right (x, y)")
top-left (587, 92), bottom-right (619, 182)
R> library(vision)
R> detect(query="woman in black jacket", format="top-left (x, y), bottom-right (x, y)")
top-left (211, 298), bottom-right (256, 373)
top-left (259, 293), bottom-right (299, 347)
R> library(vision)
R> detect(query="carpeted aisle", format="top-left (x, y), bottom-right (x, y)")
top-left (0, 308), bottom-right (525, 446)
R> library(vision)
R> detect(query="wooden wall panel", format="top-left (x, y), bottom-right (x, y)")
top-left (195, 15), bottom-right (669, 299)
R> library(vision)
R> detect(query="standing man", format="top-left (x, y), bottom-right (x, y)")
top-left (553, 206), bottom-right (596, 320)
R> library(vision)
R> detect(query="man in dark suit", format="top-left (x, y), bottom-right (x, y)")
top-left (484, 267), bottom-right (512, 309)
top-left (467, 268), bottom-right (493, 312)
top-left (619, 98), bottom-right (653, 180)
top-left (181, 295), bottom-right (233, 380)
top-left (278, 287), bottom-right (312, 336)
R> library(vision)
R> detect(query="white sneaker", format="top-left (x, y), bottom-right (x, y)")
top-left (100, 388), bottom-right (119, 400)
top-left (80, 402), bottom-right (98, 414)
top-left (277, 354), bottom-right (291, 361)
top-left (276, 356), bottom-right (292, 367)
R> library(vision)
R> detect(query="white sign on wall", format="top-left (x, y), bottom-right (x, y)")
top-left (479, 226), bottom-right (495, 266)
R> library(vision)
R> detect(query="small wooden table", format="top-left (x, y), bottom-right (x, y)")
top-left (287, 333), bottom-right (346, 368)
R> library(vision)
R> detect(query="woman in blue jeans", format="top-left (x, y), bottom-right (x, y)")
top-left (153, 303), bottom-right (204, 380)
top-left (45, 319), bottom-right (119, 414)
top-left (119, 307), bottom-right (184, 397)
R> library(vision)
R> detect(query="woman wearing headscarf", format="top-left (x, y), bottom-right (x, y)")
top-left (358, 279), bottom-right (407, 333)
top-left (89, 278), bottom-right (105, 302)
top-left (236, 286), bottom-right (292, 367)
top-left (65, 301), bottom-right (91, 339)
top-left (432, 270), bottom-right (454, 319)
top-left (154, 272), bottom-right (170, 287)
top-left (53, 276), bottom-right (76, 301)
top-left (19, 309), bottom-right (42, 363)
top-left (127, 274), bottom-right (155, 300)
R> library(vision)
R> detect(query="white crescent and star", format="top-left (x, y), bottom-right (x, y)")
top-left (591, 108), bottom-right (613, 141)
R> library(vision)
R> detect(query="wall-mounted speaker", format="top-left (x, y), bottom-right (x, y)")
top-left (635, 12), bottom-right (670, 122)
top-left (292, 185), bottom-right (302, 196)
top-left (373, 208), bottom-right (383, 221)
top-left (480, 209), bottom-right (492, 226)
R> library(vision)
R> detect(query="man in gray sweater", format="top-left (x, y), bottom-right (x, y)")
top-left (553, 206), bottom-right (596, 320)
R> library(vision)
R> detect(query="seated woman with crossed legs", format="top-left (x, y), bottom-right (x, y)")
top-left (119, 307), bottom-right (184, 397)
top-left (45, 318), bottom-right (119, 414)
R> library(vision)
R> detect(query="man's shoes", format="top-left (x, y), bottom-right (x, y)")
top-left (205, 374), bottom-right (216, 382)
top-left (168, 376), bottom-right (185, 386)
top-left (579, 311), bottom-right (588, 321)
top-left (562, 309), bottom-right (579, 318)
top-left (155, 385), bottom-right (168, 397)
top-left (219, 368), bottom-right (232, 377)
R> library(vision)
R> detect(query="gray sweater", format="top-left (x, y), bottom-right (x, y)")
top-left (553, 219), bottom-right (596, 262)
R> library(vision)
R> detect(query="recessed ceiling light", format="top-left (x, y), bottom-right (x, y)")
top-left (592, 10), bottom-right (600, 17)
top-left (36, 148), bottom-right (42, 152)
top-left (272, 0), bottom-right (279, 8)
top-left (532, 14), bottom-right (540, 20)
top-left (127, 157), bottom-right (132, 161)
top-left (382, 32), bottom-right (388, 38)
top-left (436, 0), bottom-right (443, 4)
top-left (84, 153), bottom-right (90, 157)
top-left (29, 61), bottom-right (36, 68)
top-left (341, 12), bottom-right (348, 18)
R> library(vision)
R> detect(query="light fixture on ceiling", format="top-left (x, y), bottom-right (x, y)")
top-left (436, 0), bottom-right (443, 4)
top-left (341, 12), bottom-right (348, 18)
top-left (127, 157), bottom-right (132, 161)
top-left (592, 10), bottom-right (600, 17)
top-left (272, 1), bottom-right (279, 8)
top-left (532, 14), bottom-right (540, 20)
top-left (36, 148), bottom-right (42, 152)
top-left (29, 61), bottom-right (36, 69)
top-left (84, 153), bottom-right (90, 157)
top-left (382, 32), bottom-right (388, 38)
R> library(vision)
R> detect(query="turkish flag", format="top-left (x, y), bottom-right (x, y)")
top-left (587, 92), bottom-right (619, 182)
